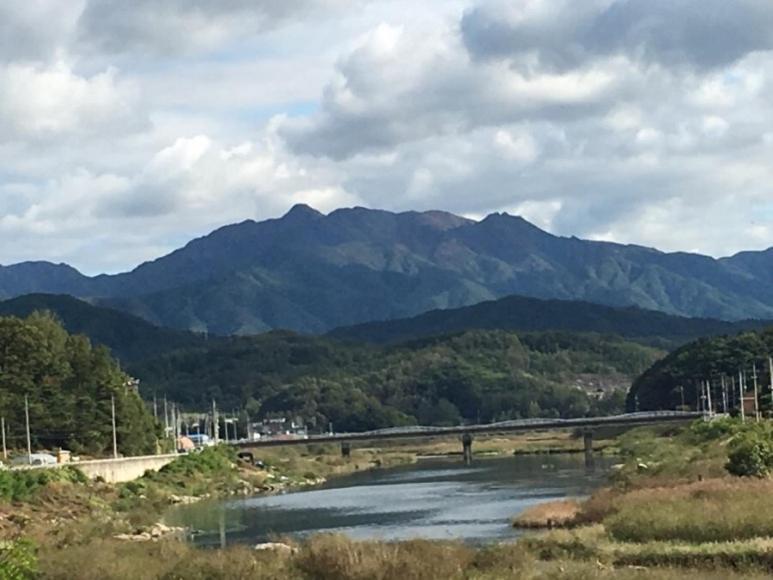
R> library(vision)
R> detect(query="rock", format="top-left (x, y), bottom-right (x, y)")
top-left (114, 523), bottom-right (184, 542)
top-left (253, 542), bottom-right (297, 554)
top-left (169, 494), bottom-right (200, 505)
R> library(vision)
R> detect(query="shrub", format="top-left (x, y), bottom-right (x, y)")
top-left (727, 428), bottom-right (773, 477)
top-left (0, 539), bottom-right (38, 580)
top-left (0, 467), bottom-right (87, 503)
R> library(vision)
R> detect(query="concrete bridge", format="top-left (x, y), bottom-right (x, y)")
top-left (235, 411), bottom-right (703, 467)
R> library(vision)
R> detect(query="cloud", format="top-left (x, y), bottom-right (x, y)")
top-left (461, 0), bottom-right (773, 71)
top-left (0, 2), bottom-right (83, 63)
top-left (1, 0), bottom-right (773, 274)
top-left (280, 23), bottom-right (623, 159)
top-left (0, 62), bottom-right (145, 141)
top-left (75, 0), bottom-right (353, 56)
top-left (0, 132), bottom-right (358, 272)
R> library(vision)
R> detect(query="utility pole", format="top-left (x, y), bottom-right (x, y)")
top-left (111, 395), bottom-right (118, 459)
top-left (212, 400), bottom-right (219, 444)
top-left (24, 395), bottom-right (32, 464)
top-left (678, 385), bottom-right (685, 410)
top-left (705, 380), bottom-right (713, 416)
top-left (163, 396), bottom-right (169, 439)
top-left (739, 370), bottom-right (746, 422)
top-left (1, 417), bottom-right (6, 460)
top-left (153, 393), bottom-right (158, 420)
top-left (752, 364), bottom-right (760, 421)
top-left (769, 357), bottom-right (773, 417)
top-left (721, 376), bottom-right (728, 414)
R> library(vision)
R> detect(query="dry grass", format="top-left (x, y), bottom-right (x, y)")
top-left (294, 535), bottom-right (477, 580)
top-left (34, 533), bottom-right (773, 580)
top-left (37, 539), bottom-right (293, 580)
top-left (602, 478), bottom-right (773, 543)
top-left (512, 500), bottom-right (582, 529)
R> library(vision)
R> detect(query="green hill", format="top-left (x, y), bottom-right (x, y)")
top-left (629, 327), bottom-right (773, 412)
top-left (0, 294), bottom-right (204, 362)
top-left (328, 294), bottom-right (768, 347)
top-left (131, 329), bottom-right (664, 432)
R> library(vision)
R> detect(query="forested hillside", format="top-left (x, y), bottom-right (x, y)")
top-left (0, 294), bottom-right (202, 362)
top-left (132, 330), bottom-right (663, 432)
top-left (629, 327), bottom-right (773, 412)
top-left (0, 313), bottom-right (158, 455)
top-left (329, 294), bottom-right (767, 346)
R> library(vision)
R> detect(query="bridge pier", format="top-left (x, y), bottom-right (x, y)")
top-left (462, 433), bottom-right (473, 465)
top-left (583, 430), bottom-right (594, 470)
top-left (341, 441), bottom-right (351, 458)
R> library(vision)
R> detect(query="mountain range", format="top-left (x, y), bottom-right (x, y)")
top-left (1, 205), bottom-right (772, 334)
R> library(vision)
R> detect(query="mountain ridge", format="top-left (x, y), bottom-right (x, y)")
top-left (1, 205), bottom-right (772, 334)
top-left (328, 294), bottom-right (772, 346)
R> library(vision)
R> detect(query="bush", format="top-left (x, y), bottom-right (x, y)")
top-left (0, 467), bottom-right (87, 503)
top-left (0, 539), bottom-right (38, 580)
top-left (727, 428), bottom-right (773, 477)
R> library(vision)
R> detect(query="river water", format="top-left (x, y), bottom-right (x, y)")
top-left (166, 454), bottom-right (615, 547)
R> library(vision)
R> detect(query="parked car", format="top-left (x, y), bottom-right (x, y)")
top-left (188, 433), bottom-right (214, 448)
top-left (11, 453), bottom-right (57, 466)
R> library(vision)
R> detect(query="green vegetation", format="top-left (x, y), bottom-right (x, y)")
top-left (329, 293), bottom-right (767, 347)
top-left (0, 294), bottom-right (202, 363)
top-left (0, 538), bottom-right (37, 580)
top-left (0, 467), bottom-right (87, 503)
top-left (629, 327), bottom-right (773, 411)
top-left (0, 312), bottom-right (159, 455)
top-left (510, 419), bottom-right (773, 576)
top-left (133, 329), bottom-right (661, 431)
top-left (26, 532), bottom-right (773, 579)
top-left (4, 422), bottom-right (773, 579)
top-left (726, 421), bottom-right (773, 477)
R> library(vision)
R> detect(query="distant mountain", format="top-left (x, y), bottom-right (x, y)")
top-left (0, 294), bottom-right (202, 362)
top-left (1, 205), bottom-right (772, 334)
top-left (329, 294), bottom-right (771, 346)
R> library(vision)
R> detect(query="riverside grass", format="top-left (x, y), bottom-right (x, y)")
top-left (9, 421), bottom-right (773, 579)
top-left (33, 534), bottom-right (773, 580)
top-left (511, 499), bottom-right (582, 529)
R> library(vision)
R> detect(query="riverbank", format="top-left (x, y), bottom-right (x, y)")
top-left (7, 423), bottom-right (772, 579)
top-left (509, 418), bottom-right (773, 575)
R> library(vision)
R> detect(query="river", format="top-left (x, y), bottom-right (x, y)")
top-left (166, 454), bottom-right (615, 547)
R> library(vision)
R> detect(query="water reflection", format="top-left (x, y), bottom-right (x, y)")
top-left (167, 454), bottom-right (613, 547)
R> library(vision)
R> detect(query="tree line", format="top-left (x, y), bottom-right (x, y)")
top-left (0, 312), bottom-right (157, 456)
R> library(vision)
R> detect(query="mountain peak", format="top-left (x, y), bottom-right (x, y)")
top-left (283, 203), bottom-right (324, 220)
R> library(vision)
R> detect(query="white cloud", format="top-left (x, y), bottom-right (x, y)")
top-left (0, 62), bottom-right (145, 140)
top-left (0, 0), bottom-right (772, 274)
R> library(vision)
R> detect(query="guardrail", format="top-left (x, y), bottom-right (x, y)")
top-left (235, 411), bottom-right (705, 448)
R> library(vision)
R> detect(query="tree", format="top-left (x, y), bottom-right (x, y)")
top-left (0, 312), bottom-right (158, 455)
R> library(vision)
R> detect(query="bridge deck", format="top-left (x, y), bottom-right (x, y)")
top-left (235, 412), bottom-right (703, 448)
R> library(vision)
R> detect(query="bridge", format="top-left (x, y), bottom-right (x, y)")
top-left (235, 411), bottom-right (704, 466)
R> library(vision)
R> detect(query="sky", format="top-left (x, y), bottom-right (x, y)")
top-left (1, 0), bottom-right (773, 274)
